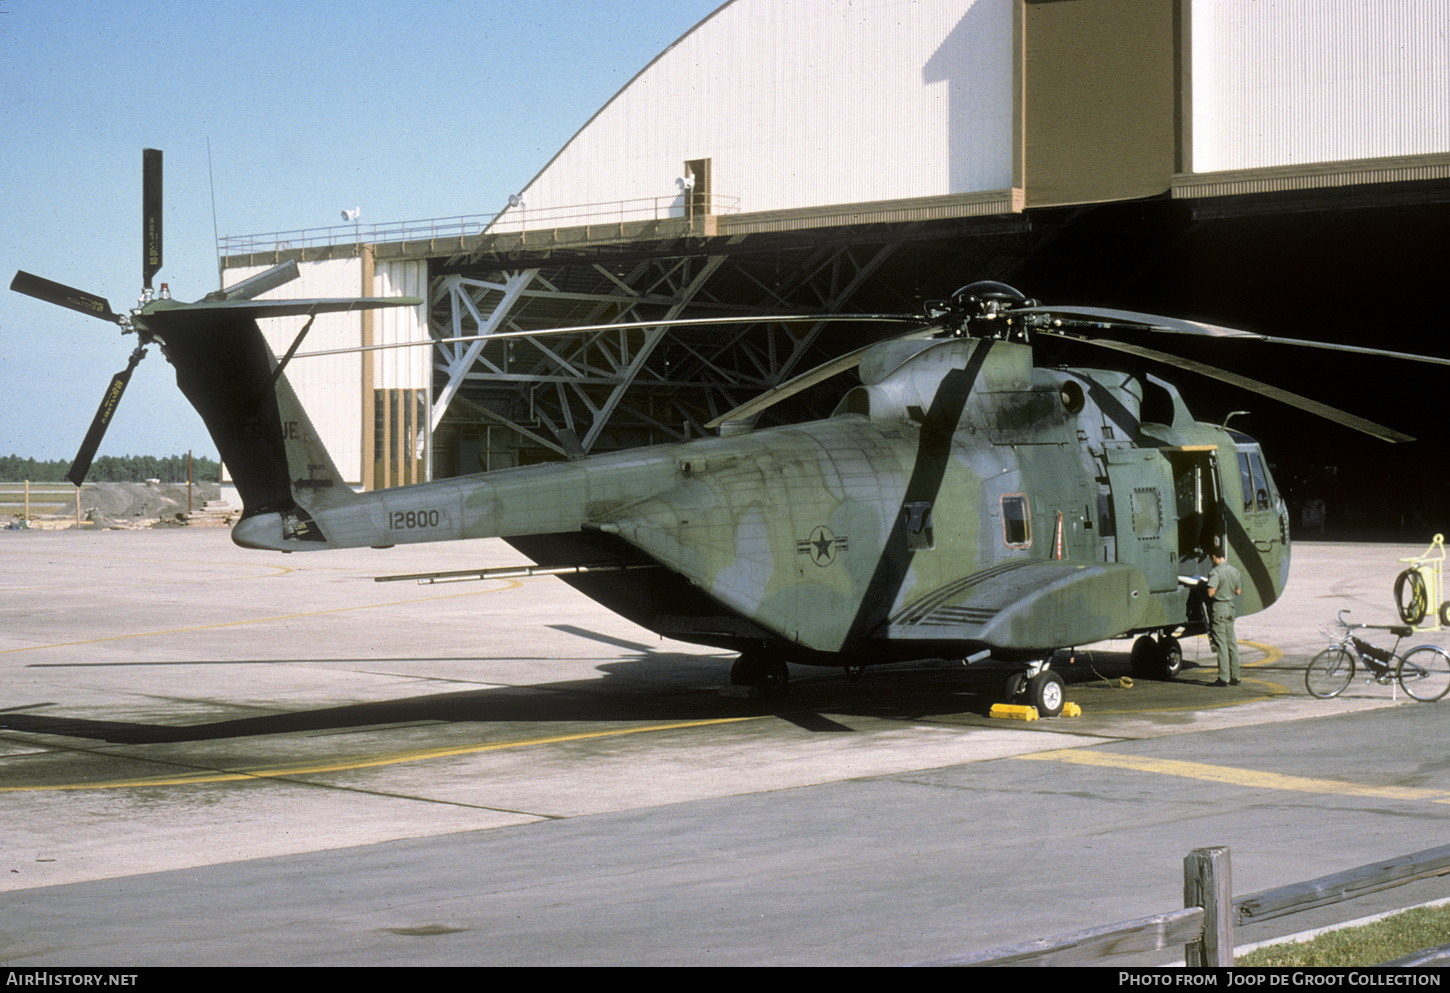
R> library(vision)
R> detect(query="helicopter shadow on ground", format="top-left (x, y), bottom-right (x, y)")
top-left (0, 631), bottom-right (1283, 747)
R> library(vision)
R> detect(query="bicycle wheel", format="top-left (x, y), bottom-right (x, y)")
top-left (1306, 646), bottom-right (1355, 698)
top-left (1397, 645), bottom-right (1450, 702)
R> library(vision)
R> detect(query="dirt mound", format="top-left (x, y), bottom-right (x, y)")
top-left (58, 482), bottom-right (223, 527)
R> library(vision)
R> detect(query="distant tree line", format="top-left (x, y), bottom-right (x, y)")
top-left (0, 454), bottom-right (222, 483)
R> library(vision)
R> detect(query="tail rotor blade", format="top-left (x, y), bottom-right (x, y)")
top-left (10, 270), bottom-right (121, 323)
top-left (67, 349), bottom-right (146, 487)
top-left (143, 148), bottom-right (163, 290)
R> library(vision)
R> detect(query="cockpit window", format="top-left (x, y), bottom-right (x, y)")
top-left (1238, 450), bottom-right (1272, 512)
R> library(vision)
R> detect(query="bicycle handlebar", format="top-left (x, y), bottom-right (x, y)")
top-left (1335, 609), bottom-right (1411, 632)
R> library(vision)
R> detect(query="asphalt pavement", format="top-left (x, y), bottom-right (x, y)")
top-left (2, 528), bottom-right (1447, 966)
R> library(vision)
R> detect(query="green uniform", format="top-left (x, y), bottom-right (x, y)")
top-left (1207, 559), bottom-right (1243, 682)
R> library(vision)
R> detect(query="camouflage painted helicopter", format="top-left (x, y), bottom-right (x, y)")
top-left (15, 151), bottom-right (1446, 716)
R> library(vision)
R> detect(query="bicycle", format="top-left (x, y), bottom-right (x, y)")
top-left (1305, 610), bottom-right (1450, 701)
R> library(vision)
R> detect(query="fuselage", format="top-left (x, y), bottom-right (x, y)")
top-left (233, 336), bottom-right (1290, 667)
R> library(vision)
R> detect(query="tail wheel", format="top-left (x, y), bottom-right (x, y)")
top-left (1395, 569), bottom-right (1429, 626)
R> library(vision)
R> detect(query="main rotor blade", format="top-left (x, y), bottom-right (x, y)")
top-left (705, 326), bottom-right (938, 429)
top-left (1037, 330), bottom-right (1415, 443)
top-left (289, 312), bottom-right (921, 360)
top-left (10, 271), bottom-right (122, 323)
top-left (143, 148), bottom-right (163, 290)
top-left (1030, 305), bottom-right (1450, 368)
top-left (67, 349), bottom-right (146, 487)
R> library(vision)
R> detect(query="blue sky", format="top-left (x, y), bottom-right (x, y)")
top-left (0, 0), bottom-right (724, 462)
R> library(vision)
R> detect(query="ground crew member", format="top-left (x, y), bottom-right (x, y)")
top-left (1207, 550), bottom-right (1243, 686)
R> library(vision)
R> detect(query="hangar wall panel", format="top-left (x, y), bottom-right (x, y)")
top-left (373, 259), bottom-right (431, 392)
top-left (1191, 0), bottom-right (1450, 172)
top-left (497, 0), bottom-right (1015, 226)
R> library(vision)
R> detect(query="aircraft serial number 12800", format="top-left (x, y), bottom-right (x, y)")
top-left (15, 151), bottom-right (1442, 716)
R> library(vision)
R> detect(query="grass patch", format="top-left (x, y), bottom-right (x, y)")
top-left (1237, 904), bottom-right (1450, 967)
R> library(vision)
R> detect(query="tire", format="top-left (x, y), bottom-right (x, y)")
top-left (1130, 635), bottom-right (1179, 680)
top-left (1028, 671), bottom-right (1066, 718)
top-left (1440, 602), bottom-right (1450, 628)
top-left (1395, 569), bottom-right (1429, 627)
top-left (1305, 646), bottom-right (1355, 699)
top-left (1158, 636), bottom-right (1183, 680)
top-left (1397, 646), bottom-right (1450, 702)
top-left (1003, 672), bottom-right (1026, 702)
top-left (1129, 636), bottom-right (1157, 678)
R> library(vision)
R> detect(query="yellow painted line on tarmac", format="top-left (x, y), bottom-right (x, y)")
top-left (1242, 638), bottom-right (1282, 669)
top-left (1018, 749), bottom-right (1450, 804)
top-left (1066, 638), bottom-right (1292, 713)
top-left (0, 715), bottom-right (764, 792)
top-left (0, 580), bottom-right (523, 655)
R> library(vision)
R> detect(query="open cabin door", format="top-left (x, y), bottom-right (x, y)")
top-left (1165, 446), bottom-right (1224, 575)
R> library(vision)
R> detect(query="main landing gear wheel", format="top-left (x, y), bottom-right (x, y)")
top-left (731, 653), bottom-right (789, 693)
top-left (1027, 671), bottom-right (1066, 718)
top-left (1003, 672), bottom-right (1026, 702)
top-left (1130, 634), bottom-right (1182, 680)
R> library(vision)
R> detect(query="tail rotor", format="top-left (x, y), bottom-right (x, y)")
top-left (10, 149), bottom-right (167, 484)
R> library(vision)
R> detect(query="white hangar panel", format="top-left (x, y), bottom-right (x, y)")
top-left (499, 0), bottom-right (1015, 226)
top-left (1191, 0), bottom-right (1450, 172)
top-left (373, 259), bottom-right (431, 392)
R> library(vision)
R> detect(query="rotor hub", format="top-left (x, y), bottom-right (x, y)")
top-left (924, 281), bottom-right (1041, 338)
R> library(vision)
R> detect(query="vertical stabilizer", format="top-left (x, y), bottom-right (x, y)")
top-left (148, 307), bottom-right (383, 543)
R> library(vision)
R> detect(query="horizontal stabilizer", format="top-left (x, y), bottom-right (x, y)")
top-left (140, 296), bottom-right (422, 325)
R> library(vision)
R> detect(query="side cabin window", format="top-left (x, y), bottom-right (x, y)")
top-left (1237, 450), bottom-right (1272, 512)
top-left (1002, 494), bottom-right (1031, 548)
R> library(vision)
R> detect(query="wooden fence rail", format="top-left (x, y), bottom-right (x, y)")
top-left (918, 843), bottom-right (1450, 967)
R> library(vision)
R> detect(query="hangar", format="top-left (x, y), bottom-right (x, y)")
top-left (221, 0), bottom-right (1450, 534)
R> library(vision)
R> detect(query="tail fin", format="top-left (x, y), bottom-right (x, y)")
top-left (142, 296), bottom-right (418, 540)
top-left (159, 310), bottom-right (299, 522)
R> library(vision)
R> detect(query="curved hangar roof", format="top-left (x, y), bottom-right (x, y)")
top-left (500, 0), bottom-right (1018, 231)
top-left (498, 0), bottom-right (1450, 235)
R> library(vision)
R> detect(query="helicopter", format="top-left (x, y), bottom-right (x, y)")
top-left (14, 150), bottom-right (1448, 717)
